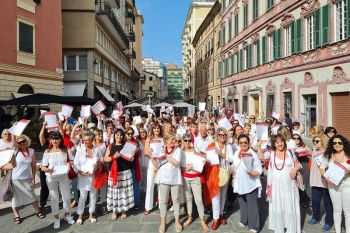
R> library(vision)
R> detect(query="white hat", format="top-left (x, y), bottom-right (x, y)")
top-left (87, 122), bottom-right (96, 129)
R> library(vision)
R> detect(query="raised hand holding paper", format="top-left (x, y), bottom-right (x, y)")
top-left (119, 141), bottom-right (137, 161)
top-left (62, 105), bottom-right (73, 117)
top-left (80, 105), bottom-right (91, 118)
top-left (272, 112), bottom-right (280, 120)
top-left (8, 119), bottom-right (30, 136)
top-left (217, 116), bottom-right (232, 131)
top-left (45, 114), bottom-right (57, 129)
top-left (150, 141), bottom-right (164, 159)
top-left (256, 125), bottom-right (269, 140)
top-left (57, 112), bottom-right (64, 121)
top-left (133, 116), bottom-right (142, 125)
top-left (187, 152), bottom-right (206, 173)
top-left (241, 153), bottom-right (253, 172)
top-left (206, 149), bottom-right (219, 165)
top-left (91, 100), bottom-right (106, 115)
top-left (199, 102), bottom-right (206, 111)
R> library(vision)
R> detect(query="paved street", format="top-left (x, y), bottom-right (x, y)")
top-left (0, 176), bottom-right (329, 233)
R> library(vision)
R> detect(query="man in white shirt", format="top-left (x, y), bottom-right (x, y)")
top-left (194, 124), bottom-right (214, 153)
top-left (249, 115), bottom-right (257, 137)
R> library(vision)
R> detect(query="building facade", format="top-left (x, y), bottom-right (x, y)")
top-left (182, 0), bottom-right (216, 104)
top-left (62, 0), bottom-right (142, 105)
top-left (140, 70), bottom-right (161, 100)
top-left (142, 57), bottom-right (168, 99)
top-left (166, 64), bottom-right (183, 103)
top-left (192, 1), bottom-right (222, 111)
top-left (218, 0), bottom-right (350, 138)
top-left (0, 0), bottom-right (64, 101)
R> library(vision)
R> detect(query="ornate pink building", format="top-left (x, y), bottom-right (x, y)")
top-left (218, 0), bottom-right (350, 138)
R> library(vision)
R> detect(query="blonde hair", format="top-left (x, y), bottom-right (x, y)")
top-left (14, 134), bottom-right (31, 148)
top-left (1, 129), bottom-right (10, 138)
top-left (278, 126), bottom-right (292, 140)
top-left (164, 132), bottom-right (176, 142)
top-left (313, 134), bottom-right (329, 149)
top-left (215, 127), bottom-right (229, 144)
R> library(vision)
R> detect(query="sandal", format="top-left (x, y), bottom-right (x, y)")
top-left (121, 212), bottom-right (127, 220)
top-left (111, 212), bottom-right (117, 221)
top-left (200, 220), bottom-right (209, 232)
top-left (175, 223), bottom-right (183, 233)
top-left (36, 211), bottom-right (45, 219)
top-left (144, 209), bottom-right (150, 216)
top-left (13, 217), bottom-right (21, 224)
top-left (159, 224), bottom-right (166, 233)
top-left (76, 218), bottom-right (83, 225)
top-left (90, 218), bottom-right (97, 224)
top-left (238, 222), bottom-right (246, 228)
top-left (183, 217), bottom-right (193, 227)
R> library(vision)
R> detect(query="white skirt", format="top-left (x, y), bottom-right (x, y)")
top-left (12, 179), bottom-right (37, 208)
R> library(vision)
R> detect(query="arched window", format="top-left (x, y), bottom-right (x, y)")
top-left (18, 84), bottom-right (34, 94)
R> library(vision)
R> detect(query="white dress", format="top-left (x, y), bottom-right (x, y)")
top-left (269, 154), bottom-right (301, 233)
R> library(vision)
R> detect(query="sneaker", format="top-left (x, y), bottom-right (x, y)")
top-left (322, 224), bottom-right (332, 231)
top-left (308, 218), bottom-right (318, 225)
top-left (169, 205), bottom-right (174, 212)
top-left (53, 220), bottom-right (60, 229)
top-left (64, 215), bottom-right (75, 224)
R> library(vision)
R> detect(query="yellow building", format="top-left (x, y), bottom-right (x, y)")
top-left (182, 0), bottom-right (216, 104)
top-left (192, 1), bottom-right (222, 110)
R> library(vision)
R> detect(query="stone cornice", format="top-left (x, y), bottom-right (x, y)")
top-left (242, 0), bottom-right (249, 6)
top-left (251, 33), bottom-right (260, 44)
top-left (280, 13), bottom-right (295, 28)
top-left (0, 63), bottom-right (63, 80)
top-left (301, 0), bottom-right (320, 17)
top-left (266, 24), bottom-right (276, 36)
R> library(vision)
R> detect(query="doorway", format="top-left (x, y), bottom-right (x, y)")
top-left (253, 96), bottom-right (260, 118)
top-left (304, 94), bottom-right (317, 136)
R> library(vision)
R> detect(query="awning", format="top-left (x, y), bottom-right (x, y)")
top-left (11, 93), bottom-right (32, 98)
top-left (118, 90), bottom-right (129, 98)
top-left (95, 85), bottom-right (115, 102)
top-left (64, 83), bottom-right (86, 97)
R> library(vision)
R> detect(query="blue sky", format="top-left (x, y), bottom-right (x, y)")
top-left (137, 0), bottom-right (192, 67)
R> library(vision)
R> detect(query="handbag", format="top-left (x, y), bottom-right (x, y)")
top-left (218, 167), bottom-right (229, 187)
top-left (289, 149), bottom-right (305, 191)
top-left (0, 169), bottom-right (14, 202)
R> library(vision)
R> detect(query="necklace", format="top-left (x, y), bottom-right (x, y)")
top-left (165, 146), bottom-right (174, 155)
top-left (20, 149), bottom-right (30, 159)
top-left (274, 150), bottom-right (286, 170)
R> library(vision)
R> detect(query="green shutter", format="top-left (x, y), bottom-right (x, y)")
top-left (322, 4), bottom-right (330, 46)
top-left (315, 9), bottom-right (321, 48)
top-left (235, 14), bottom-right (239, 36)
top-left (244, 5), bottom-right (248, 28)
top-left (277, 28), bottom-right (282, 58)
top-left (262, 36), bottom-right (266, 64)
top-left (230, 54), bottom-right (234, 75)
top-left (256, 39), bottom-right (260, 66)
top-left (273, 31), bottom-right (277, 60)
top-left (236, 53), bottom-right (239, 73)
top-left (229, 19), bottom-right (232, 39)
top-left (296, 18), bottom-right (302, 53)
top-left (250, 44), bottom-right (253, 68)
top-left (253, 0), bottom-right (258, 20)
top-left (240, 49), bottom-right (243, 71)
top-left (291, 21), bottom-right (295, 54)
top-left (223, 27), bottom-right (226, 45)
top-left (348, 0), bottom-right (350, 38)
top-left (218, 62), bottom-right (222, 79)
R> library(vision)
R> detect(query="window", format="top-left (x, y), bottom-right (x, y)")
top-left (255, 39), bottom-right (260, 66)
top-left (244, 47), bottom-right (247, 70)
top-left (291, 18), bottom-right (302, 54)
top-left (149, 76), bottom-right (153, 81)
top-left (218, 61), bottom-right (222, 79)
top-left (234, 14), bottom-right (239, 36)
top-left (285, 26), bottom-right (292, 56)
top-left (228, 19), bottom-right (232, 39)
top-left (335, 0), bottom-right (348, 41)
top-left (284, 92), bottom-right (292, 116)
top-left (274, 28), bottom-right (282, 59)
top-left (217, 29), bottom-right (221, 47)
top-left (306, 14), bottom-right (315, 50)
top-left (242, 96), bottom-right (248, 113)
top-left (94, 60), bottom-right (100, 75)
top-left (66, 56), bottom-right (76, 71)
top-left (253, 0), bottom-right (259, 20)
top-left (267, 0), bottom-right (275, 11)
top-left (244, 4), bottom-right (248, 28)
top-left (104, 65), bottom-right (109, 79)
top-left (19, 21), bottom-right (34, 54)
top-left (266, 94), bottom-right (275, 117)
top-left (79, 55), bottom-right (87, 70)
top-left (64, 55), bottom-right (87, 71)
top-left (222, 26), bottom-right (226, 44)
top-left (262, 36), bottom-right (266, 64)
top-left (268, 34), bottom-right (274, 62)
top-left (149, 86), bottom-right (153, 91)
top-left (230, 54), bottom-right (234, 75)
top-left (112, 70), bottom-right (116, 81)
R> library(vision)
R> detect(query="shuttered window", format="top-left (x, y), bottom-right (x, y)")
top-left (322, 4), bottom-right (330, 45)
top-left (332, 92), bottom-right (350, 139)
top-left (267, 0), bottom-right (275, 11)
top-left (218, 61), bottom-right (222, 79)
top-left (334, 1), bottom-right (346, 42)
top-left (228, 19), bottom-right (232, 39)
top-left (235, 14), bottom-right (239, 36)
top-left (236, 53), bottom-right (239, 73)
top-left (253, 0), bottom-right (259, 20)
top-left (230, 54), bottom-right (234, 75)
top-left (240, 49), bottom-right (243, 71)
top-left (262, 36), bottom-right (266, 64)
top-left (291, 21), bottom-right (296, 54)
top-left (315, 9), bottom-right (321, 48)
top-left (274, 28), bottom-right (282, 59)
top-left (244, 4), bottom-right (248, 28)
top-left (256, 39), bottom-right (260, 66)
top-left (296, 18), bottom-right (302, 53)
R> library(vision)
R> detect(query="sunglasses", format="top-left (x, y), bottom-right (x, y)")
top-left (333, 141), bottom-right (343, 146)
top-left (239, 141), bottom-right (248, 145)
top-left (126, 133), bottom-right (133, 135)
top-left (233, 122), bottom-right (239, 124)
top-left (17, 140), bottom-right (26, 144)
top-left (293, 137), bottom-right (300, 140)
top-left (218, 134), bottom-right (227, 137)
top-left (208, 128), bottom-right (215, 131)
top-left (312, 139), bottom-right (320, 144)
top-left (51, 137), bottom-right (61, 140)
top-left (176, 140), bottom-right (182, 143)
top-left (250, 118), bottom-right (255, 120)
top-left (184, 140), bottom-right (191, 143)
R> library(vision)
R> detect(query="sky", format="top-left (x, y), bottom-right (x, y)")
top-left (137, 0), bottom-right (192, 67)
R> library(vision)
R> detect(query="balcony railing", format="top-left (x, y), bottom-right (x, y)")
top-left (127, 48), bottom-right (136, 59)
top-left (128, 28), bottom-right (135, 42)
top-left (125, 10), bottom-right (135, 24)
top-left (95, 2), bottom-right (129, 48)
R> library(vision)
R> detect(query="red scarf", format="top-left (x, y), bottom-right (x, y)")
top-left (63, 131), bottom-right (73, 149)
top-left (133, 140), bottom-right (141, 182)
top-left (109, 144), bottom-right (119, 186)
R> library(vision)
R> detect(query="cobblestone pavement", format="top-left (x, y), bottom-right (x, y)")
top-left (0, 176), bottom-right (331, 233)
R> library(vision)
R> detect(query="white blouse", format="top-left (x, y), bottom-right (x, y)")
top-left (74, 146), bottom-right (102, 191)
top-left (232, 148), bottom-right (262, 196)
top-left (12, 148), bottom-right (34, 180)
top-left (42, 149), bottom-right (74, 182)
top-left (156, 148), bottom-right (183, 185)
top-left (215, 142), bottom-right (234, 170)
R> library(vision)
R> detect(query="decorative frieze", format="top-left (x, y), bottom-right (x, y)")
top-left (301, 0), bottom-right (320, 17)
top-left (266, 24), bottom-right (276, 36)
top-left (251, 33), bottom-right (259, 44)
top-left (303, 50), bottom-right (320, 63)
top-left (280, 13), bottom-right (295, 28)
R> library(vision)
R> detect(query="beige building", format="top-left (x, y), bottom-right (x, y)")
top-left (219, 0), bottom-right (350, 138)
top-left (182, 0), bottom-right (216, 104)
top-left (140, 70), bottom-right (161, 100)
top-left (192, 1), bottom-right (222, 111)
top-left (62, 0), bottom-right (142, 105)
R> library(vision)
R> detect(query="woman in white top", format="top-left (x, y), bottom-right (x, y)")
top-left (257, 134), bottom-right (302, 233)
top-left (41, 131), bottom-right (75, 229)
top-left (154, 132), bottom-right (183, 233)
top-left (11, 135), bottom-right (44, 224)
top-left (322, 135), bottom-right (350, 233)
top-left (232, 134), bottom-right (262, 233)
top-left (144, 122), bottom-right (163, 215)
top-left (74, 131), bottom-right (102, 224)
top-left (278, 126), bottom-right (297, 150)
top-left (209, 128), bottom-right (234, 230)
top-left (0, 129), bottom-right (13, 150)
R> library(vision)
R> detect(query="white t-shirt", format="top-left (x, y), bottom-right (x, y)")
top-left (287, 139), bottom-right (297, 150)
top-left (41, 149), bottom-right (73, 181)
top-left (12, 148), bottom-right (34, 180)
top-left (156, 148), bottom-right (183, 185)
top-left (194, 136), bottom-right (214, 153)
top-left (0, 139), bottom-right (13, 150)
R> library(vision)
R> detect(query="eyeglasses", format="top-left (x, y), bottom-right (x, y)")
top-left (312, 139), bottom-right (320, 144)
top-left (176, 140), bottom-right (182, 143)
top-left (51, 137), bottom-right (60, 141)
top-left (239, 141), bottom-right (248, 145)
top-left (293, 137), bottom-right (300, 140)
top-left (126, 133), bottom-right (133, 135)
top-left (333, 141), bottom-right (343, 146)
top-left (184, 140), bottom-right (191, 143)
top-left (250, 118), bottom-right (255, 120)
top-left (218, 134), bottom-right (227, 137)
top-left (17, 140), bottom-right (26, 144)
top-left (328, 130), bottom-right (335, 133)
top-left (208, 128), bottom-right (215, 131)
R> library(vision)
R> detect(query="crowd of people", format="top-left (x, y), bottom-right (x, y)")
top-left (0, 107), bottom-right (349, 233)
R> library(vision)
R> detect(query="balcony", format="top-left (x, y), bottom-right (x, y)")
top-left (95, 2), bottom-right (129, 49)
top-left (128, 28), bottom-right (135, 42)
top-left (127, 48), bottom-right (136, 59)
top-left (125, 10), bottom-right (135, 24)
top-left (131, 66), bottom-right (140, 80)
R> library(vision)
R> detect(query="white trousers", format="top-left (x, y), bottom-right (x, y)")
top-left (329, 184), bottom-right (350, 233)
top-left (47, 176), bottom-right (71, 216)
top-left (145, 163), bottom-right (156, 211)
top-left (212, 183), bottom-right (228, 220)
top-left (77, 189), bottom-right (97, 214)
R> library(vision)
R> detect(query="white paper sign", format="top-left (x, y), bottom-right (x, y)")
top-left (8, 119), bottom-right (31, 136)
top-left (52, 165), bottom-right (68, 176)
top-left (234, 113), bottom-right (244, 126)
top-left (120, 141), bottom-right (138, 161)
top-left (206, 149), bottom-right (219, 165)
top-left (218, 117), bottom-right (232, 131)
top-left (313, 152), bottom-right (326, 167)
top-left (91, 101), bottom-right (106, 115)
top-left (80, 105), bottom-right (91, 118)
top-left (150, 140), bottom-right (164, 159)
top-left (80, 158), bottom-right (97, 174)
top-left (78, 117), bottom-right (84, 125)
top-left (272, 112), bottom-right (280, 120)
top-left (256, 125), bottom-right (269, 140)
top-left (57, 112), bottom-right (64, 121)
top-left (242, 153), bottom-right (253, 172)
top-left (133, 116), bottom-right (142, 125)
top-left (187, 152), bottom-right (206, 173)
top-left (298, 114), bottom-right (306, 123)
top-left (62, 105), bottom-right (73, 117)
top-left (131, 125), bottom-right (139, 137)
top-left (116, 101), bottom-right (123, 110)
top-left (183, 116), bottom-right (188, 122)
top-left (188, 107), bottom-right (195, 117)
top-left (45, 114), bottom-right (57, 129)
top-left (324, 162), bottom-right (347, 186)
top-left (199, 102), bottom-right (206, 111)
top-left (111, 110), bottom-right (120, 119)
top-left (0, 149), bottom-right (14, 166)
top-left (40, 110), bottom-right (47, 118)
top-left (145, 105), bottom-right (154, 113)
